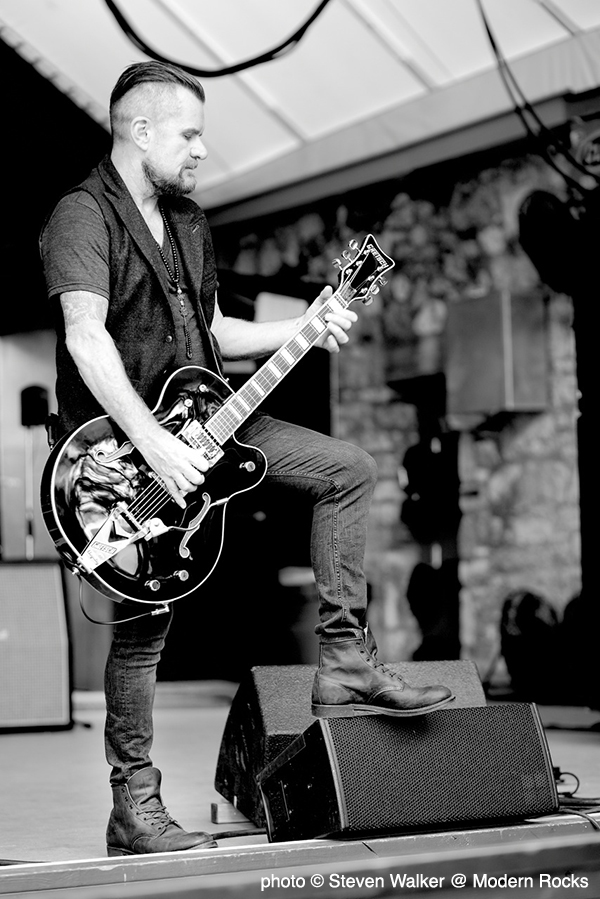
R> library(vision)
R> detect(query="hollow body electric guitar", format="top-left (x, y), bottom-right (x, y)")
top-left (41, 235), bottom-right (394, 605)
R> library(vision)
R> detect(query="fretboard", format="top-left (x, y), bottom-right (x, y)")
top-left (204, 289), bottom-right (351, 446)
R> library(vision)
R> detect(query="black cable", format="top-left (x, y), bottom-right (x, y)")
top-left (556, 769), bottom-right (581, 795)
top-left (103, 0), bottom-right (333, 77)
top-left (76, 575), bottom-right (170, 626)
top-left (561, 797), bottom-right (600, 808)
top-left (558, 806), bottom-right (600, 830)
top-left (476, 0), bottom-right (599, 191)
top-left (555, 767), bottom-right (600, 828)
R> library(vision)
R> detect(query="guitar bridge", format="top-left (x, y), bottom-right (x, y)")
top-left (76, 503), bottom-right (157, 573)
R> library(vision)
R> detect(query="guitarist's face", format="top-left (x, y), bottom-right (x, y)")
top-left (142, 86), bottom-right (207, 198)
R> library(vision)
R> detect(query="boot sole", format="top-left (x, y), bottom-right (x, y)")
top-left (106, 840), bottom-right (218, 856)
top-left (311, 694), bottom-right (455, 718)
top-left (107, 846), bottom-right (134, 857)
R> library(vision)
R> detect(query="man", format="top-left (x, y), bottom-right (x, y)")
top-left (40, 61), bottom-right (453, 857)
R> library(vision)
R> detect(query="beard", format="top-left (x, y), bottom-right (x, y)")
top-left (142, 160), bottom-right (197, 197)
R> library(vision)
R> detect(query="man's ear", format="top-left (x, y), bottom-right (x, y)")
top-left (130, 116), bottom-right (151, 149)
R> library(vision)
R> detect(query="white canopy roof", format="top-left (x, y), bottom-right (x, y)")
top-left (2, 0), bottom-right (600, 218)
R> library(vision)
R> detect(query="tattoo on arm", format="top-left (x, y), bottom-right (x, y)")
top-left (61, 291), bottom-right (109, 330)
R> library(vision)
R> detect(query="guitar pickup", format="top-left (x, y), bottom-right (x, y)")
top-left (179, 421), bottom-right (224, 463)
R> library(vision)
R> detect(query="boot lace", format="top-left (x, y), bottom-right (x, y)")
top-left (139, 801), bottom-right (177, 831)
top-left (358, 644), bottom-right (405, 681)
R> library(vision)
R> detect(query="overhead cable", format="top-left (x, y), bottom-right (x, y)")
top-left (103, 0), bottom-right (333, 77)
top-left (476, 0), bottom-right (599, 191)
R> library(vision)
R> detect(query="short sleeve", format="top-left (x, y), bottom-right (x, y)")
top-left (40, 191), bottom-right (110, 300)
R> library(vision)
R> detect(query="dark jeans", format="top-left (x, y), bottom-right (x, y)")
top-left (104, 414), bottom-right (377, 784)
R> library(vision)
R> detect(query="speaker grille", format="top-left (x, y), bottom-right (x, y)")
top-left (258, 704), bottom-right (558, 841)
top-left (327, 705), bottom-right (556, 833)
top-left (0, 563), bottom-right (71, 729)
top-left (215, 660), bottom-right (487, 825)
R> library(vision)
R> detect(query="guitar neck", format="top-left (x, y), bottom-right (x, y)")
top-left (204, 288), bottom-right (351, 445)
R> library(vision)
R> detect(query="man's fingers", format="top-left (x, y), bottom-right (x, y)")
top-left (167, 479), bottom-right (188, 509)
top-left (184, 464), bottom-right (206, 486)
top-left (189, 450), bottom-right (210, 473)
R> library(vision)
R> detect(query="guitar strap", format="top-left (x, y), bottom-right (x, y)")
top-left (193, 280), bottom-right (225, 377)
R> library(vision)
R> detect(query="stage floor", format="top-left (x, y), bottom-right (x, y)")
top-left (1, 683), bottom-right (599, 894)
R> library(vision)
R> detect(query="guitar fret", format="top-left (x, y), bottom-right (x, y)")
top-left (301, 318), bottom-right (327, 344)
top-left (216, 415), bottom-right (239, 436)
top-left (328, 297), bottom-right (345, 314)
top-left (295, 334), bottom-right (310, 350)
top-left (258, 372), bottom-right (275, 390)
top-left (281, 340), bottom-right (304, 365)
top-left (268, 361), bottom-right (283, 378)
top-left (240, 383), bottom-right (263, 406)
top-left (280, 348), bottom-right (294, 365)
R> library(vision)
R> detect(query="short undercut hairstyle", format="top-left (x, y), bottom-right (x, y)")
top-left (109, 61), bottom-right (205, 138)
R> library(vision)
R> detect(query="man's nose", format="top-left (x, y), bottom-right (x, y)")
top-left (191, 139), bottom-right (208, 160)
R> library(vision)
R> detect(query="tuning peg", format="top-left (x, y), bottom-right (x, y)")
top-left (332, 258), bottom-right (343, 270)
top-left (379, 278), bottom-right (388, 286)
top-left (342, 250), bottom-right (352, 259)
top-left (362, 296), bottom-right (374, 306)
top-left (348, 239), bottom-right (358, 250)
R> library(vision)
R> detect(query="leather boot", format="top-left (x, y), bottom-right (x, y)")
top-left (364, 623), bottom-right (378, 658)
top-left (312, 638), bottom-right (454, 718)
top-left (106, 767), bottom-right (217, 856)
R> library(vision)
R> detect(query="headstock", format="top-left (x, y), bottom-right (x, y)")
top-left (333, 234), bottom-right (395, 306)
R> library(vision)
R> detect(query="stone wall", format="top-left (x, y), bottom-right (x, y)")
top-left (457, 292), bottom-right (581, 673)
top-left (212, 151), bottom-right (582, 677)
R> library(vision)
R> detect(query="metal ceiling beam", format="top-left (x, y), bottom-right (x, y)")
top-left (537, 0), bottom-right (580, 36)
top-left (343, 0), bottom-right (448, 90)
top-left (0, 18), bottom-right (109, 129)
top-left (151, 0), bottom-right (307, 145)
top-left (206, 93), bottom-right (572, 226)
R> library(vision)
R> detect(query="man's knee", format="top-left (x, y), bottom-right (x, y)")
top-left (345, 444), bottom-right (378, 493)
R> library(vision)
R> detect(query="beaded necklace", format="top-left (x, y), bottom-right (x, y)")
top-left (157, 203), bottom-right (192, 359)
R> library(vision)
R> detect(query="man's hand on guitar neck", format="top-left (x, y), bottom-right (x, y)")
top-left (301, 286), bottom-right (358, 354)
top-left (211, 286), bottom-right (357, 361)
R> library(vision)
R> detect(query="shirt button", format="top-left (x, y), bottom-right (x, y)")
top-left (166, 335), bottom-right (173, 343)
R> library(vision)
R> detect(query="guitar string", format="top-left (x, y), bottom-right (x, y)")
top-left (126, 417), bottom-right (204, 520)
top-left (128, 481), bottom-right (170, 521)
top-left (127, 427), bottom-right (206, 523)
